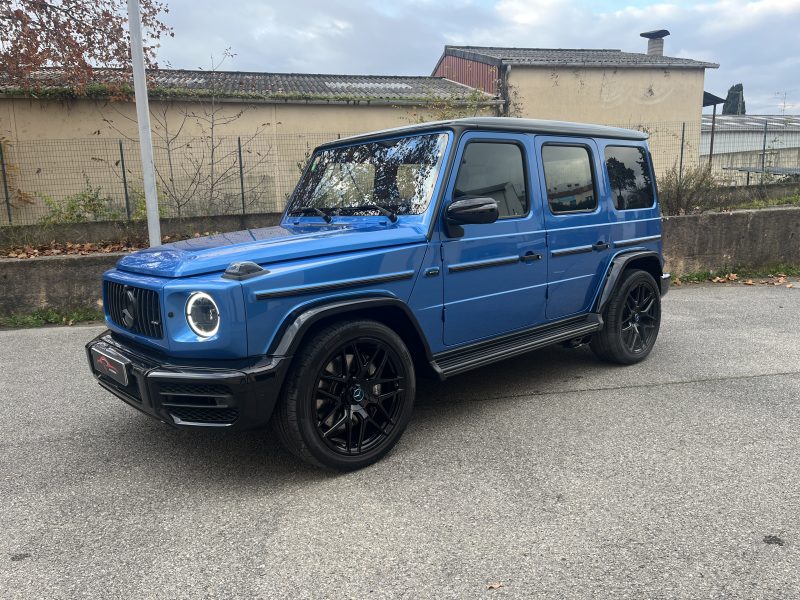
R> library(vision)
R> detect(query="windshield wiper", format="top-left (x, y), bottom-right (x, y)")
top-left (339, 204), bottom-right (398, 223)
top-left (287, 206), bottom-right (333, 223)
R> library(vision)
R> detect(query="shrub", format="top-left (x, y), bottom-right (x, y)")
top-left (40, 176), bottom-right (118, 224)
top-left (658, 163), bottom-right (719, 215)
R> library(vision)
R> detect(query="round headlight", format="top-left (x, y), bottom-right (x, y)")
top-left (185, 292), bottom-right (220, 338)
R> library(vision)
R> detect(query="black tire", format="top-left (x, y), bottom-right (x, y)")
top-left (591, 268), bottom-right (661, 365)
top-left (272, 319), bottom-right (416, 471)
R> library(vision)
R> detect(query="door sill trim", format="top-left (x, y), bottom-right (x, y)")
top-left (431, 314), bottom-right (602, 379)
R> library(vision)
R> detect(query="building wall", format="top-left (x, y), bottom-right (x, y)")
top-left (0, 97), bottom-right (494, 225)
top-left (0, 97), bottom-right (470, 142)
top-left (507, 66), bottom-right (706, 174)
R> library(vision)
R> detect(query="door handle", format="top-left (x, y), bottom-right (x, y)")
top-left (520, 251), bottom-right (542, 263)
top-left (592, 241), bottom-right (609, 251)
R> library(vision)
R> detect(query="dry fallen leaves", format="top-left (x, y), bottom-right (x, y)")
top-left (5, 240), bottom-right (143, 259)
top-left (487, 582), bottom-right (505, 590)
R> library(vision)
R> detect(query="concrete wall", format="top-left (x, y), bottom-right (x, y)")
top-left (2, 207), bottom-right (799, 317)
top-left (0, 212), bottom-right (282, 249)
top-left (662, 207), bottom-right (800, 275)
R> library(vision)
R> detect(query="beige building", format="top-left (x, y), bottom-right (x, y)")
top-left (0, 71), bottom-right (499, 224)
top-left (433, 31), bottom-right (719, 172)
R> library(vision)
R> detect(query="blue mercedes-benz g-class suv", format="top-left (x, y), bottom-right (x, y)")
top-left (87, 117), bottom-right (669, 470)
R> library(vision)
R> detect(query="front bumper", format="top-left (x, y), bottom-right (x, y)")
top-left (86, 331), bottom-right (290, 430)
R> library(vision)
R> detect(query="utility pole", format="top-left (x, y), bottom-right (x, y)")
top-left (127, 0), bottom-right (161, 247)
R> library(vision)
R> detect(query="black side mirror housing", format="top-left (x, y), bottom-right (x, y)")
top-left (445, 196), bottom-right (499, 237)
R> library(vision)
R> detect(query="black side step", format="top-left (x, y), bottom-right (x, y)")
top-left (431, 314), bottom-right (602, 379)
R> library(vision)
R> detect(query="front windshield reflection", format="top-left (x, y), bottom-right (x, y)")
top-left (288, 133), bottom-right (448, 218)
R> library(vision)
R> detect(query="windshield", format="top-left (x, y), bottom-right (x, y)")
top-left (288, 133), bottom-right (448, 217)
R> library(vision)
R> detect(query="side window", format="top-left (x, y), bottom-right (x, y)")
top-left (454, 142), bottom-right (528, 219)
top-left (541, 145), bottom-right (597, 213)
top-left (604, 146), bottom-right (655, 210)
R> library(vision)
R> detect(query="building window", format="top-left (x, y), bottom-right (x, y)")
top-left (604, 146), bottom-right (655, 210)
top-left (542, 145), bottom-right (597, 213)
top-left (454, 142), bottom-right (528, 219)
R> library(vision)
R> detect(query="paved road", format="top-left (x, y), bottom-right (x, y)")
top-left (1, 284), bottom-right (799, 599)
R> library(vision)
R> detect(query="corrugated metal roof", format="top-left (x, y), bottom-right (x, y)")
top-left (4, 67), bottom-right (500, 104)
top-left (701, 114), bottom-right (800, 131)
top-left (444, 46), bottom-right (719, 69)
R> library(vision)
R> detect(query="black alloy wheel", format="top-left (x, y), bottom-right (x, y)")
top-left (591, 268), bottom-right (661, 364)
top-left (620, 280), bottom-right (659, 354)
top-left (313, 338), bottom-right (405, 456)
top-left (273, 320), bottom-right (416, 470)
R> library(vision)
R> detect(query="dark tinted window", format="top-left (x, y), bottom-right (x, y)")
top-left (542, 145), bottom-right (596, 213)
top-left (454, 142), bottom-right (528, 219)
top-left (604, 146), bottom-right (655, 210)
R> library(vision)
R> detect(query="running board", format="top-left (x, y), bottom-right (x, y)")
top-left (431, 314), bottom-right (602, 379)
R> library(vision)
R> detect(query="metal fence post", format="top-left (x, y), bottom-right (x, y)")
top-left (0, 142), bottom-right (13, 225)
top-left (237, 136), bottom-right (246, 214)
top-left (119, 140), bottom-right (131, 220)
top-left (678, 122), bottom-right (686, 181)
top-left (760, 120), bottom-right (768, 185)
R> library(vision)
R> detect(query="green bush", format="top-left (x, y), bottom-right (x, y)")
top-left (41, 176), bottom-right (118, 224)
top-left (658, 163), bottom-right (719, 215)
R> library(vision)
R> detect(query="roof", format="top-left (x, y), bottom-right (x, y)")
top-left (701, 114), bottom-right (800, 132)
top-left (2, 68), bottom-right (500, 105)
top-left (440, 46), bottom-right (719, 70)
top-left (703, 91), bottom-right (726, 107)
top-left (322, 116), bottom-right (648, 148)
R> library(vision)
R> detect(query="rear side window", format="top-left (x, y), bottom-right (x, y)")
top-left (541, 145), bottom-right (597, 213)
top-left (604, 146), bottom-right (655, 210)
top-left (454, 142), bottom-right (528, 219)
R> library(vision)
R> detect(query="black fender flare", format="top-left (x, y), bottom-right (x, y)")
top-left (594, 250), bottom-right (663, 315)
top-left (268, 295), bottom-right (435, 362)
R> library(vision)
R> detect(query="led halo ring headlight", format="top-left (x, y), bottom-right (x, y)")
top-left (185, 292), bottom-right (220, 338)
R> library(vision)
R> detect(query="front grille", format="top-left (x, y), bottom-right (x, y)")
top-left (169, 407), bottom-right (239, 425)
top-left (105, 281), bottom-right (163, 339)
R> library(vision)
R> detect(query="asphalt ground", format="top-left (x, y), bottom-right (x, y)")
top-left (1, 284), bottom-right (798, 599)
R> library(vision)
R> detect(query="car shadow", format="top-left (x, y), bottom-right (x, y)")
top-left (89, 344), bottom-right (604, 487)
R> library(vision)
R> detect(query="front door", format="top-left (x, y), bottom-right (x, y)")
top-left (441, 132), bottom-right (548, 347)
top-left (535, 136), bottom-right (612, 320)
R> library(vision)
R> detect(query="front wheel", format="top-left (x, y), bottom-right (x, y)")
top-left (273, 320), bottom-right (416, 471)
top-left (591, 268), bottom-right (661, 364)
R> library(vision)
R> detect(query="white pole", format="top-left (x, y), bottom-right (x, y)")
top-left (126, 0), bottom-right (161, 247)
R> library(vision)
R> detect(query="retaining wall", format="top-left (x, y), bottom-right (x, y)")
top-left (2, 207), bottom-right (799, 316)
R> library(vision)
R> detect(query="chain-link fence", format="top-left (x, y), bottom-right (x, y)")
top-left (1, 119), bottom-right (798, 226)
top-left (0, 132), bottom-right (351, 226)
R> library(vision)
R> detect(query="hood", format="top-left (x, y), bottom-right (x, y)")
top-left (116, 222), bottom-right (428, 278)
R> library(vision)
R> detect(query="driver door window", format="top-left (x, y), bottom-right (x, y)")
top-left (454, 142), bottom-right (528, 219)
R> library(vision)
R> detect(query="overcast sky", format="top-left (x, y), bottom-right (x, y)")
top-left (156, 0), bottom-right (800, 114)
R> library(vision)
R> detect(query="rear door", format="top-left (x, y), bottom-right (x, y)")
top-left (441, 132), bottom-right (548, 347)
top-left (535, 136), bottom-right (613, 320)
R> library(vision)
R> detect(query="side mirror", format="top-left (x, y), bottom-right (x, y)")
top-left (445, 197), bottom-right (499, 237)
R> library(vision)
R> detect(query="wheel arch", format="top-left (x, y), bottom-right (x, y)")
top-left (594, 250), bottom-right (663, 315)
top-left (268, 296), bottom-right (438, 378)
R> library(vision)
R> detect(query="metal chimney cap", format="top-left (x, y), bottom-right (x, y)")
top-left (640, 29), bottom-right (670, 39)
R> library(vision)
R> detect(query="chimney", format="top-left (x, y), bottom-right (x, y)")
top-left (640, 29), bottom-right (670, 56)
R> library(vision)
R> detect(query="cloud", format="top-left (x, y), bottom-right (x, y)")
top-left (156, 0), bottom-right (800, 113)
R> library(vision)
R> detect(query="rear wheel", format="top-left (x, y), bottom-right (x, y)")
top-left (273, 320), bottom-right (416, 470)
top-left (591, 268), bottom-right (661, 364)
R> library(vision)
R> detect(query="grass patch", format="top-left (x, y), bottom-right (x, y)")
top-left (721, 194), bottom-right (800, 212)
top-left (672, 264), bottom-right (800, 285)
top-left (0, 307), bottom-right (104, 328)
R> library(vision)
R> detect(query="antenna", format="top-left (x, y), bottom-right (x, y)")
top-left (775, 90), bottom-right (795, 115)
